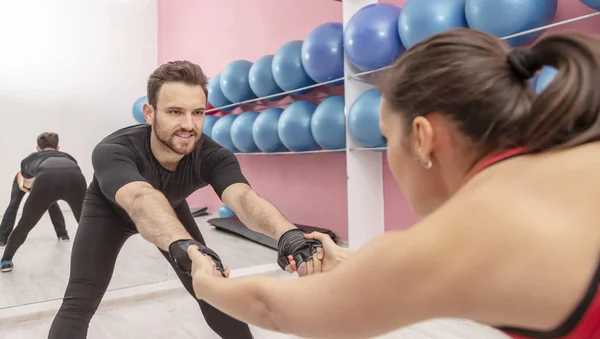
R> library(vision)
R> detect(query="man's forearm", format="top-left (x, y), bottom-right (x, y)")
top-left (126, 186), bottom-right (192, 251)
top-left (237, 190), bottom-right (295, 240)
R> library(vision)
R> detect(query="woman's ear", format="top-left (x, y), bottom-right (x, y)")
top-left (411, 116), bottom-right (435, 163)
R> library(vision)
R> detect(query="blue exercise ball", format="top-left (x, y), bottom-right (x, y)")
top-left (581, 0), bottom-right (600, 10)
top-left (344, 3), bottom-right (405, 72)
top-left (220, 60), bottom-right (256, 103)
top-left (302, 22), bottom-right (344, 86)
top-left (311, 96), bottom-right (346, 150)
top-left (465, 0), bottom-right (558, 46)
top-left (535, 66), bottom-right (558, 94)
top-left (218, 205), bottom-right (234, 218)
top-left (203, 115), bottom-right (218, 138)
top-left (231, 111), bottom-right (260, 153)
top-left (348, 88), bottom-right (386, 148)
top-left (252, 108), bottom-right (287, 153)
top-left (528, 74), bottom-right (538, 89)
top-left (132, 96), bottom-right (147, 123)
top-left (249, 55), bottom-right (285, 102)
top-left (278, 101), bottom-right (320, 152)
top-left (208, 74), bottom-right (235, 112)
top-left (398, 0), bottom-right (469, 49)
top-left (272, 40), bottom-right (316, 95)
top-left (211, 114), bottom-right (239, 152)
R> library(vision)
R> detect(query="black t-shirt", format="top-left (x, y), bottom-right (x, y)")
top-left (89, 124), bottom-right (249, 219)
top-left (20, 150), bottom-right (79, 179)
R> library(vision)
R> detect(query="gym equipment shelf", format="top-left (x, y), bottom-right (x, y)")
top-left (208, 3), bottom-right (600, 249)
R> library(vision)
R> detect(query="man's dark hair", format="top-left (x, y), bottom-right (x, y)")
top-left (37, 132), bottom-right (59, 149)
top-left (147, 60), bottom-right (209, 109)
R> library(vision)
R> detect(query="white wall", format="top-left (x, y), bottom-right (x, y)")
top-left (0, 0), bottom-right (157, 212)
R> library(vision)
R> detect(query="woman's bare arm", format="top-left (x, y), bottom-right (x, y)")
top-left (192, 196), bottom-right (512, 338)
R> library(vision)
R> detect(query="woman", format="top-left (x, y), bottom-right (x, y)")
top-left (186, 28), bottom-right (600, 339)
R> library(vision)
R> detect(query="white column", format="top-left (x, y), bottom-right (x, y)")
top-left (343, 0), bottom-right (385, 250)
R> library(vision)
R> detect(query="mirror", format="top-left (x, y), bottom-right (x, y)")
top-left (0, 0), bottom-right (287, 316)
top-left (0, 0), bottom-right (172, 310)
top-left (0, 198), bottom-right (172, 310)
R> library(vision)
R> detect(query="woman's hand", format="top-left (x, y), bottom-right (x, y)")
top-left (286, 232), bottom-right (352, 275)
top-left (187, 245), bottom-right (230, 298)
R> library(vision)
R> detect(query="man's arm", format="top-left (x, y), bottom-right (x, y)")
top-left (19, 153), bottom-right (36, 180)
top-left (222, 183), bottom-right (295, 240)
top-left (115, 182), bottom-right (192, 251)
top-left (92, 143), bottom-right (192, 251)
top-left (202, 146), bottom-right (295, 240)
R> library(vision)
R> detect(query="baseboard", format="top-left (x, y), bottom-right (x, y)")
top-left (0, 263), bottom-right (281, 327)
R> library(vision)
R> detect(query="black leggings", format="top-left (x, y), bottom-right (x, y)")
top-left (48, 196), bottom-right (253, 339)
top-left (0, 173), bottom-right (67, 242)
top-left (1, 168), bottom-right (87, 262)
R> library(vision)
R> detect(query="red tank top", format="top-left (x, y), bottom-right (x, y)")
top-left (476, 148), bottom-right (600, 339)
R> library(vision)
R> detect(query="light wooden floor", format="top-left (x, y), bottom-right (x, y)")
top-left (0, 285), bottom-right (510, 339)
top-left (0, 211), bottom-right (512, 338)
top-left (0, 210), bottom-right (277, 309)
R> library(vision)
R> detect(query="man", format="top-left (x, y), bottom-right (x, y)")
top-left (48, 60), bottom-right (322, 339)
top-left (0, 145), bottom-right (72, 248)
top-left (1, 133), bottom-right (87, 272)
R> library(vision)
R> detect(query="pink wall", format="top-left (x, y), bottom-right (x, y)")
top-left (157, 0), bottom-right (600, 240)
top-left (157, 0), bottom-right (350, 239)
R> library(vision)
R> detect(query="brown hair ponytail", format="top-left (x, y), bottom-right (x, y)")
top-left (380, 28), bottom-right (600, 159)
top-left (524, 32), bottom-right (600, 152)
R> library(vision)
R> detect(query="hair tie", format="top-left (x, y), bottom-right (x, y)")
top-left (507, 47), bottom-right (541, 81)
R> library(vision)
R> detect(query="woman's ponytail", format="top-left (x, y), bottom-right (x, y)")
top-left (524, 32), bottom-right (600, 152)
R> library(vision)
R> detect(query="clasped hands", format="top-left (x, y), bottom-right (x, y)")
top-left (185, 229), bottom-right (346, 282)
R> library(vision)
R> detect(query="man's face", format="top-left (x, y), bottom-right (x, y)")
top-left (146, 82), bottom-right (206, 155)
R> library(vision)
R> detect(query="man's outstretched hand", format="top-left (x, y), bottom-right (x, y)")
top-left (284, 232), bottom-right (350, 276)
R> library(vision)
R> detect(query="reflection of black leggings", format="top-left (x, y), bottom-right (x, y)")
top-left (48, 194), bottom-right (253, 339)
top-left (0, 173), bottom-right (67, 242)
top-left (1, 168), bottom-right (87, 262)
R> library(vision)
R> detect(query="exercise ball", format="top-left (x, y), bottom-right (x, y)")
top-left (208, 74), bottom-right (235, 112)
top-left (311, 96), bottom-right (346, 150)
top-left (465, 0), bottom-right (558, 46)
top-left (278, 100), bottom-right (320, 152)
top-left (581, 0), bottom-right (600, 10)
top-left (272, 40), bottom-right (316, 95)
top-left (220, 60), bottom-right (256, 103)
top-left (528, 74), bottom-right (538, 90)
top-left (348, 88), bottom-right (386, 148)
top-left (203, 115), bottom-right (218, 138)
top-left (302, 22), bottom-right (344, 86)
top-left (398, 0), bottom-right (469, 49)
top-left (249, 55), bottom-right (285, 102)
top-left (253, 108), bottom-right (287, 153)
top-left (218, 205), bottom-right (234, 218)
top-left (132, 96), bottom-right (147, 123)
top-left (211, 114), bottom-right (239, 152)
top-left (535, 66), bottom-right (558, 94)
top-left (344, 3), bottom-right (405, 72)
top-left (231, 111), bottom-right (260, 153)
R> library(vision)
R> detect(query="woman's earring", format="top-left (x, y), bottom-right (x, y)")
top-left (419, 158), bottom-right (432, 170)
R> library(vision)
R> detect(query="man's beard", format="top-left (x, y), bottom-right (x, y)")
top-left (153, 121), bottom-right (197, 155)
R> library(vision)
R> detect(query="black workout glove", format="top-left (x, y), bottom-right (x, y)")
top-left (277, 229), bottom-right (322, 271)
top-left (168, 239), bottom-right (226, 277)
